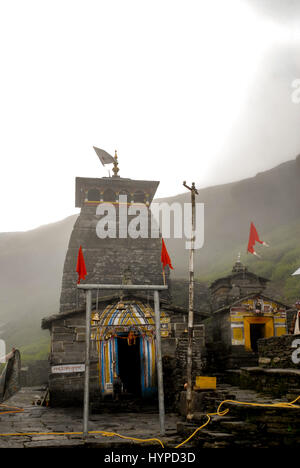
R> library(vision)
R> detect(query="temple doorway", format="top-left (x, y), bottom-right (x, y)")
top-left (250, 323), bottom-right (265, 352)
top-left (117, 336), bottom-right (142, 397)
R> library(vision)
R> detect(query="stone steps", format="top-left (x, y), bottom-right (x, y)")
top-left (177, 383), bottom-right (300, 448)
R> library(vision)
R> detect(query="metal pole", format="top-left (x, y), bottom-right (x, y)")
top-left (183, 181), bottom-right (198, 421)
top-left (83, 289), bottom-right (92, 437)
top-left (78, 284), bottom-right (168, 291)
top-left (154, 290), bottom-right (165, 436)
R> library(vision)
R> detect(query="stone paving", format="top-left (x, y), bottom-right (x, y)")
top-left (0, 387), bottom-right (181, 448)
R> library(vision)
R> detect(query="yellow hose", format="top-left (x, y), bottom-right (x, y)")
top-left (176, 394), bottom-right (300, 448)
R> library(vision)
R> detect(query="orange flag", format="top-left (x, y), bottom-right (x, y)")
top-left (161, 238), bottom-right (174, 270)
top-left (247, 222), bottom-right (269, 257)
top-left (76, 245), bottom-right (87, 284)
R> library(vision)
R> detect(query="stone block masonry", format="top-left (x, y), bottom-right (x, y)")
top-left (258, 334), bottom-right (300, 369)
top-left (20, 360), bottom-right (50, 387)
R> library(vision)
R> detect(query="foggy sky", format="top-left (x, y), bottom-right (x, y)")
top-left (0, 0), bottom-right (299, 232)
top-left (206, 44), bottom-right (300, 186)
top-left (207, 0), bottom-right (300, 187)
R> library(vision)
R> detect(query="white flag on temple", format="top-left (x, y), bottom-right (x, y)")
top-left (292, 267), bottom-right (300, 275)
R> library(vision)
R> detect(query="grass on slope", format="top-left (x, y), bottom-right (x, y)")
top-left (19, 335), bottom-right (50, 363)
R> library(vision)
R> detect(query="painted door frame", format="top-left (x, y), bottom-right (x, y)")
top-left (244, 316), bottom-right (274, 351)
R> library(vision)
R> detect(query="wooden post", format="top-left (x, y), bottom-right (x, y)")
top-left (183, 181), bottom-right (198, 421)
top-left (154, 289), bottom-right (165, 436)
top-left (83, 289), bottom-right (92, 437)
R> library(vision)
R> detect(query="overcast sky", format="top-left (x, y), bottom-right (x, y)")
top-left (1, 0), bottom-right (300, 232)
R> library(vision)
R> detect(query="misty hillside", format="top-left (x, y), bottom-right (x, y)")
top-left (0, 155), bottom-right (300, 360)
top-left (0, 215), bottom-right (77, 359)
top-left (160, 155), bottom-right (300, 276)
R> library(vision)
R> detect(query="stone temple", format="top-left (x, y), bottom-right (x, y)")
top-left (203, 256), bottom-right (290, 370)
top-left (42, 152), bottom-right (203, 406)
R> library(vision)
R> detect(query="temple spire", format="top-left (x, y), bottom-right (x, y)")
top-left (232, 252), bottom-right (247, 273)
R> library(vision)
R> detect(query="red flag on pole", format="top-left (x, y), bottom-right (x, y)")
top-left (161, 238), bottom-right (173, 286)
top-left (247, 222), bottom-right (269, 257)
top-left (161, 238), bottom-right (174, 270)
top-left (76, 245), bottom-right (87, 284)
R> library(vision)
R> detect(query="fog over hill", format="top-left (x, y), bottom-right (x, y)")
top-left (162, 155), bottom-right (300, 277)
top-left (0, 155), bottom-right (299, 357)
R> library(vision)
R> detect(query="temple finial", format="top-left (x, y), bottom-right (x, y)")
top-left (112, 149), bottom-right (120, 178)
top-left (232, 252), bottom-right (247, 273)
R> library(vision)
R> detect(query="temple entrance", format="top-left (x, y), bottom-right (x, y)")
top-left (250, 323), bottom-right (265, 352)
top-left (244, 316), bottom-right (274, 351)
top-left (92, 300), bottom-right (163, 397)
top-left (117, 336), bottom-right (141, 397)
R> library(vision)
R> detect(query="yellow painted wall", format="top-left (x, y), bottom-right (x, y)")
top-left (230, 298), bottom-right (287, 351)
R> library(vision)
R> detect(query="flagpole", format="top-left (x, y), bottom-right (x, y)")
top-left (161, 238), bottom-right (173, 285)
top-left (183, 181), bottom-right (198, 421)
top-left (162, 267), bottom-right (166, 286)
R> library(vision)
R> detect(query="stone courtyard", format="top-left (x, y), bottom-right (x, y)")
top-left (0, 387), bottom-right (180, 449)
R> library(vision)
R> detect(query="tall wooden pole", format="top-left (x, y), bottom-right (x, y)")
top-left (183, 181), bottom-right (198, 421)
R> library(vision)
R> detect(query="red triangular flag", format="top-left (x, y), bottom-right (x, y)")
top-left (247, 222), bottom-right (268, 257)
top-left (76, 246), bottom-right (87, 284)
top-left (161, 238), bottom-right (173, 270)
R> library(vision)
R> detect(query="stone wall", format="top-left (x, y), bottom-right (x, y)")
top-left (175, 326), bottom-right (206, 386)
top-left (162, 323), bottom-right (206, 410)
top-left (48, 314), bottom-right (88, 405)
top-left (60, 208), bottom-right (168, 312)
top-left (49, 367), bottom-right (100, 407)
top-left (202, 311), bottom-right (234, 372)
top-left (20, 360), bottom-right (50, 387)
top-left (258, 333), bottom-right (300, 369)
top-left (225, 367), bottom-right (300, 399)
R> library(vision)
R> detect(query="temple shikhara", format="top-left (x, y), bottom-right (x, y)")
top-left (42, 151), bottom-right (201, 406)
